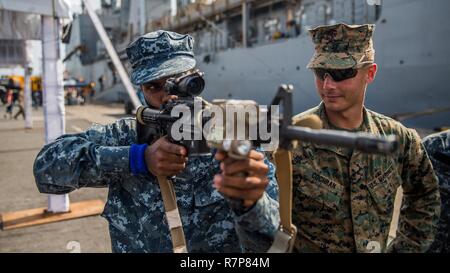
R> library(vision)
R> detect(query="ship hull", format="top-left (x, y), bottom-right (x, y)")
top-left (197, 0), bottom-right (450, 129)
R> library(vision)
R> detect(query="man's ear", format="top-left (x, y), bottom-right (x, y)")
top-left (367, 63), bottom-right (378, 84)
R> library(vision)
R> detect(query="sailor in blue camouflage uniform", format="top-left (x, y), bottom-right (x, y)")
top-left (33, 30), bottom-right (279, 253)
top-left (423, 130), bottom-right (450, 252)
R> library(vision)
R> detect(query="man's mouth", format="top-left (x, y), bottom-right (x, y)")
top-left (323, 94), bottom-right (343, 99)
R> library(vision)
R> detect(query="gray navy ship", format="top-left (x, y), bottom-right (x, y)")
top-left (64, 0), bottom-right (450, 129)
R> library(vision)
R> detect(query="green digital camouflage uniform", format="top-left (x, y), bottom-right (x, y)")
top-left (290, 23), bottom-right (440, 253)
top-left (292, 104), bottom-right (440, 252)
top-left (306, 23), bottom-right (375, 70)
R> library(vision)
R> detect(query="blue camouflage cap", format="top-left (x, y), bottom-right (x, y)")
top-left (126, 30), bottom-right (196, 85)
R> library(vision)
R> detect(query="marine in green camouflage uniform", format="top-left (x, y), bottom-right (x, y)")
top-left (423, 130), bottom-right (450, 253)
top-left (291, 23), bottom-right (440, 253)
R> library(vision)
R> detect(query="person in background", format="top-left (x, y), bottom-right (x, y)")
top-left (423, 129), bottom-right (450, 253)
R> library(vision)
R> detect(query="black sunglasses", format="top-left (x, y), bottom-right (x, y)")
top-left (313, 68), bottom-right (358, 82)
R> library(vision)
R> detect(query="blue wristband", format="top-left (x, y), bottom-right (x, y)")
top-left (129, 143), bottom-right (149, 175)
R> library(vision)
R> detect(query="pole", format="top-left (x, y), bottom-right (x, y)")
top-left (24, 41), bottom-right (33, 129)
top-left (41, 14), bottom-right (70, 212)
top-left (242, 0), bottom-right (249, 48)
top-left (140, 0), bottom-right (146, 34)
top-left (82, 0), bottom-right (141, 109)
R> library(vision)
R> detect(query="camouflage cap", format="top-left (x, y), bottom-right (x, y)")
top-left (126, 30), bottom-right (196, 85)
top-left (307, 23), bottom-right (375, 69)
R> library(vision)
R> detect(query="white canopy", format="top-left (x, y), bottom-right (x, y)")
top-left (0, 0), bottom-right (71, 40)
top-left (0, 0), bottom-right (71, 18)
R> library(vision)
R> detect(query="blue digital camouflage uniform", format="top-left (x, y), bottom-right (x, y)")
top-left (33, 30), bottom-right (280, 253)
top-left (33, 118), bottom-right (279, 252)
top-left (423, 130), bottom-right (450, 253)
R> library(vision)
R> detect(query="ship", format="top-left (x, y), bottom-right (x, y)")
top-left (63, 0), bottom-right (450, 129)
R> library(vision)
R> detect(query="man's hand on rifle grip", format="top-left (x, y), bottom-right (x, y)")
top-left (213, 150), bottom-right (269, 208)
top-left (144, 136), bottom-right (188, 177)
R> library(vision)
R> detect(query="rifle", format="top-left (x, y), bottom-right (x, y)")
top-left (136, 69), bottom-right (210, 154)
top-left (206, 84), bottom-right (398, 158)
top-left (136, 82), bottom-right (397, 157)
top-left (135, 73), bottom-right (399, 253)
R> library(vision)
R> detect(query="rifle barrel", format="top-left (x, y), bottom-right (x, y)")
top-left (285, 126), bottom-right (398, 155)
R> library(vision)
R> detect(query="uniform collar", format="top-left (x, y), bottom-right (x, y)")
top-left (309, 102), bottom-right (379, 156)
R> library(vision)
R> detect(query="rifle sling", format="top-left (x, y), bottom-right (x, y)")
top-left (267, 148), bottom-right (297, 253)
top-left (157, 176), bottom-right (188, 253)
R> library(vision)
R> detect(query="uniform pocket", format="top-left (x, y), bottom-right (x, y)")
top-left (297, 172), bottom-right (344, 212)
top-left (366, 163), bottom-right (399, 216)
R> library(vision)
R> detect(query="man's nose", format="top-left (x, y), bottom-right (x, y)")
top-left (322, 73), bottom-right (337, 90)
